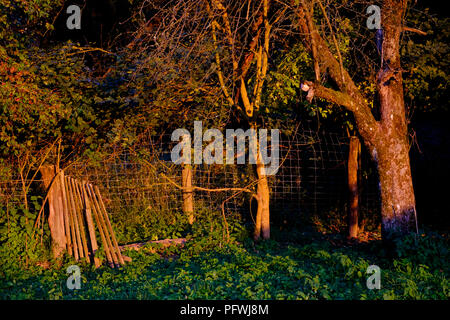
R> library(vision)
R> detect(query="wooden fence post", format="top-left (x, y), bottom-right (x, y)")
top-left (182, 164), bottom-right (194, 224)
top-left (59, 170), bottom-right (72, 256)
top-left (348, 136), bottom-right (361, 239)
top-left (40, 165), bottom-right (66, 258)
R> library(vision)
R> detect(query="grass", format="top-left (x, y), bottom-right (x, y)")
top-left (0, 207), bottom-right (448, 300)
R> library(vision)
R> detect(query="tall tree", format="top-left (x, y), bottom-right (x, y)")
top-left (295, 0), bottom-right (418, 239)
top-left (142, 0), bottom-right (288, 239)
top-left (205, 0), bottom-right (276, 240)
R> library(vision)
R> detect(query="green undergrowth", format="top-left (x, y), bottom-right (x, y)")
top-left (0, 207), bottom-right (448, 300)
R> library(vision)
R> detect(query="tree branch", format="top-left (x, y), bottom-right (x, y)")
top-left (295, 1), bottom-right (380, 145)
top-left (303, 81), bottom-right (357, 112)
top-left (402, 26), bottom-right (427, 36)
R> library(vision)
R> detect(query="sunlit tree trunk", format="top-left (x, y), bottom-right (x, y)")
top-left (374, 125), bottom-right (416, 236)
top-left (296, 0), bottom-right (417, 240)
top-left (254, 139), bottom-right (270, 240)
top-left (207, 0), bottom-right (273, 239)
top-left (373, 0), bottom-right (417, 237)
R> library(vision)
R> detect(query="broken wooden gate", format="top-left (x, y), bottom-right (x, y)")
top-left (40, 165), bottom-right (124, 268)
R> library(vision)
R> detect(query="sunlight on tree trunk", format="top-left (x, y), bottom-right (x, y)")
top-left (376, 134), bottom-right (416, 236)
top-left (254, 136), bottom-right (271, 240)
top-left (296, 0), bottom-right (418, 240)
top-left (256, 166), bottom-right (271, 240)
top-left (207, 0), bottom-right (273, 239)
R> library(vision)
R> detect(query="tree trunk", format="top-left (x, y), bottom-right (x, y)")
top-left (375, 135), bottom-right (417, 237)
top-left (256, 161), bottom-right (270, 240)
top-left (253, 134), bottom-right (270, 240)
top-left (253, 193), bottom-right (262, 240)
top-left (295, 0), bottom-right (417, 240)
top-left (374, 0), bottom-right (417, 238)
top-left (348, 136), bottom-right (360, 239)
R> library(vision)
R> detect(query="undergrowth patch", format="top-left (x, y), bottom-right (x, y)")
top-left (0, 206), bottom-right (448, 300)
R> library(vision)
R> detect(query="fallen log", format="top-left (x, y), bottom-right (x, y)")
top-left (119, 238), bottom-right (187, 252)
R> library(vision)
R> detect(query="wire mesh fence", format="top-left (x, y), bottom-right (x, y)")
top-left (0, 126), bottom-right (381, 224)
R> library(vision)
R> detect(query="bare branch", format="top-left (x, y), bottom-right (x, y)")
top-left (402, 26), bottom-right (427, 36)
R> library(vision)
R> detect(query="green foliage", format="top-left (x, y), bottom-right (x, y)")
top-left (0, 0), bottom-right (63, 45)
top-left (0, 208), bottom-right (448, 300)
top-left (310, 205), bottom-right (381, 235)
top-left (264, 42), bottom-right (318, 129)
top-left (0, 198), bottom-right (49, 277)
top-left (402, 10), bottom-right (449, 113)
top-left (393, 231), bottom-right (449, 270)
top-left (0, 43), bottom-right (105, 159)
top-left (112, 207), bottom-right (190, 244)
top-left (264, 41), bottom-right (361, 132)
top-left (0, 57), bottom-right (67, 157)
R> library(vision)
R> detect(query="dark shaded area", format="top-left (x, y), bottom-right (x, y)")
top-left (49, 0), bottom-right (131, 47)
top-left (410, 113), bottom-right (450, 231)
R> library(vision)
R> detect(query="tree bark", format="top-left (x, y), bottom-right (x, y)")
top-left (375, 133), bottom-right (416, 236)
top-left (251, 125), bottom-right (271, 241)
top-left (296, 0), bottom-right (417, 239)
top-left (208, 0), bottom-right (273, 239)
top-left (253, 193), bottom-right (262, 240)
top-left (375, 0), bottom-right (417, 238)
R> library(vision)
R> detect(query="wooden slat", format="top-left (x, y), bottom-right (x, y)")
top-left (71, 177), bottom-right (91, 262)
top-left (79, 180), bottom-right (101, 268)
top-left (57, 174), bottom-right (125, 268)
top-left (94, 185), bottom-right (125, 265)
top-left (85, 182), bottom-right (115, 267)
top-left (66, 176), bottom-right (83, 260)
top-left (59, 171), bottom-right (72, 256)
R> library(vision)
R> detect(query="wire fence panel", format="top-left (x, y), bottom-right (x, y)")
top-left (0, 128), bottom-right (380, 222)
